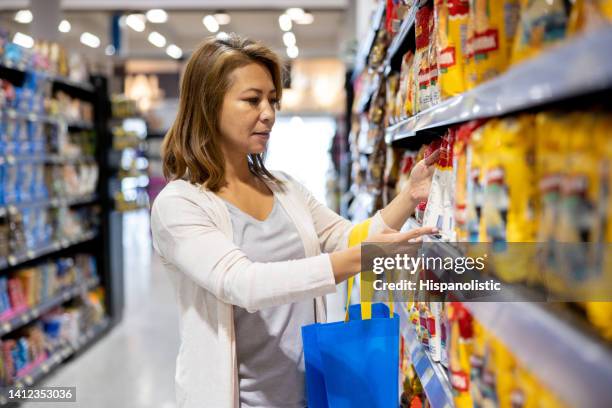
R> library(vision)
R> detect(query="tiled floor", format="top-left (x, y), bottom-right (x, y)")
top-left (24, 210), bottom-right (180, 408)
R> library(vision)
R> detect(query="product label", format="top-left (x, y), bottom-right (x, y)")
top-left (451, 369), bottom-right (470, 392)
top-left (472, 29), bottom-right (500, 55)
top-left (438, 46), bottom-right (457, 69)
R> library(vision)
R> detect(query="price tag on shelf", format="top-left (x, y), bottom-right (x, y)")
top-left (27, 113), bottom-right (37, 121)
top-left (21, 314), bottom-right (29, 323)
top-left (42, 364), bottom-right (49, 373)
top-left (27, 250), bottom-right (35, 259)
top-left (24, 375), bottom-right (33, 385)
top-left (413, 349), bottom-right (425, 364)
top-left (7, 110), bottom-right (16, 119)
top-left (8, 255), bottom-right (17, 265)
top-left (6, 155), bottom-right (15, 165)
top-left (32, 307), bottom-right (39, 317)
top-left (2, 323), bottom-right (11, 333)
top-left (53, 242), bottom-right (61, 250)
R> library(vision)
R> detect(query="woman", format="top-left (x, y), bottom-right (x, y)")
top-left (150, 33), bottom-right (438, 408)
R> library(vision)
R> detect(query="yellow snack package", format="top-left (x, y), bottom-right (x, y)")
top-left (512, 0), bottom-right (570, 65)
top-left (469, 319), bottom-right (486, 406)
top-left (385, 73), bottom-right (400, 127)
top-left (448, 303), bottom-right (474, 408)
top-left (467, 0), bottom-right (520, 85)
top-left (434, 0), bottom-right (470, 98)
top-left (511, 366), bottom-right (540, 408)
top-left (397, 51), bottom-right (415, 118)
top-left (492, 338), bottom-right (516, 408)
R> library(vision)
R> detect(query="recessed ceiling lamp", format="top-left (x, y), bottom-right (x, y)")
top-left (282, 32), bottom-right (296, 48)
top-left (203, 15), bottom-right (220, 33)
top-left (148, 31), bottom-right (167, 48)
top-left (286, 8), bottom-right (305, 20)
top-left (214, 12), bottom-right (231, 25)
top-left (80, 32), bottom-right (101, 48)
top-left (126, 14), bottom-right (146, 32)
top-left (146, 9), bottom-right (168, 23)
top-left (166, 44), bottom-right (183, 59)
top-left (295, 12), bottom-right (314, 25)
top-left (58, 20), bottom-right (71, 33)
top-left (13, 32), bottom-right (34, 48)
top-left (14, 10), bottom-right (33, 24)
top-left (287, 45), bottom-right (299, 59)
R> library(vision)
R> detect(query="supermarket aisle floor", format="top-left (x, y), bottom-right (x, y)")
top-left (24, 210), bottom-right (180, 408)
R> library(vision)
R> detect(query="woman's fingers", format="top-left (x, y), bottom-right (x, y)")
top-left (393, 226), bottom-right (438, 242)
top-left (424, 149), bottom-right (441, 166)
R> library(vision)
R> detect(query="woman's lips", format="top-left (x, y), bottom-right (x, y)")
top-left (252, 132), bottom-right (270, 140)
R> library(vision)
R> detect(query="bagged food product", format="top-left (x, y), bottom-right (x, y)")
top-left (434, 0), bottom-right (470, 98)
top-left (423, 131), bottom-right (456, 239)
top-left (429, 4), bottom-right (442, 107)
top-left (448, 302), bottom-right (474, 408)
top-left (385, 73), bottom-right (400, 127)
top-left (511, 0), bottom-right (570, 65)
top-left (414, 0), bottom-right (435, 112)
top-left (397, 150), bottom-right (418, 193)
top-left (466, 0), bottom-right (520, 85)
top-left (469, 319), bottom-right (486, 406)
top-left (492, 338), bottom-right (516, 408)
top-left (535, 112), bottom-right (571, 292)
top-left (396, 51), bottom-right (415, 119)
top-left (454, 120), bottom-right (487, 242)
top-left (384, 147), bottom-right (405, 205)
top-left (479, 116), bottom-right (537, 283)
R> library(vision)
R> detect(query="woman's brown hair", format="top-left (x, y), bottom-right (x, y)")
top-left (162, 33), bottom-right (283, 191)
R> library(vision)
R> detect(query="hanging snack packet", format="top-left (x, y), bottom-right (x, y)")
top-left (467, 0), bottom-right (520, 85)
top-left (414, 0), bottom-right (434, 112)
top-left (492, 338), bottom-right (516, 408)
top-left (434, 0), bottom-right (470, 99)
top-left (429, 3), bottom-right (442, 107)
top-left (385, 73), bottom-right (400, 127)
top-left (511, 0), bottom-right (570, 65)
top-left (423, 131), bottom-right (456, 239)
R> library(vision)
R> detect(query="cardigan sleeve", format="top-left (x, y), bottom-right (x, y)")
top-left (280, 172), bottom-right (391, 253)
top-left (150, 191), bottom-right (337, 312)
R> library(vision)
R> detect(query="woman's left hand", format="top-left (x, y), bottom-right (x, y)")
top-left (403, 149), bottom-right (440, 203)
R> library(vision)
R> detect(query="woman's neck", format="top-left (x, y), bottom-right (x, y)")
top-left (222, 148), bottom-right (254, 187)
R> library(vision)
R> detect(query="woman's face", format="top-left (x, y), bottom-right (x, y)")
top-left (218, 62), bottom-right (278, 155)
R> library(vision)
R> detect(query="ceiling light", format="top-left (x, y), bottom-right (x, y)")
top-left (166, 44), bottom-right (182, 59)
top-left (287, 45), bottom-right (299, 59)
top-left (214, 12), bottom-right (231, 25)
top-left (286, 8), bottom-right (305, 21)
top-left (295, 12), bottom-right (314, 25)
top-left (14, 10), bottom-right (33, 24)
top-left (80, 32), bottom-right (100, 48)
top-left (148, 31), bottom-right (166, 48)
top-left (12, 32), bottom-right (34, 48)
top-left (105, 45), bottom-right (116, 55)
top-left (203, 15), bottom-right (219, 33)
top-left (216, 32), bottom-right (229, 40)
top-left (126, 14), bottom-right (146, 32)
top-left (146, 9), bottom-right (168, 23)
top-left (58, 20), bottom-right (71, 33)
top-left (278, 14), bottom-right (292, 31)
top-left (282, 32), bottom-right (296, 47)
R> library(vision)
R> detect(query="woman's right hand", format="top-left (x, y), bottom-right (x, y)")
top-left (330, 225), bottom-right (437, 283)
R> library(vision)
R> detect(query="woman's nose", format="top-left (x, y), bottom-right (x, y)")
top-left (260, 101), bottom-right (275, 123)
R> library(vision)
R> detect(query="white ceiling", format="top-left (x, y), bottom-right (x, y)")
top-left (0, 5), bottom-right (353, 61)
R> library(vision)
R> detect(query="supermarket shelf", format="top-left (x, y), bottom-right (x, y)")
top-left (0, 193), bottom-right (98, 217)
top-left (0, 317), bottom-right (110, 405)
top-left (352, 1), bottom-right (386, 80)
top-left (464, 302), bottom-right (612, 407)
top-left (0, 230), bottom-right (98, 271)
top-left (0, 154), bottom-right (97, 166)
top-left (0, 277), bottom-right (100, 337)
top-left (356, 73), bottom-right (381, 113)
top-left (398, 303), bottom-right (454, 408)
top-left (0, 108), bottom-right (58, 125)
top-left (386, 26), bottom-right (612, 143)
top-left (66, 119), bottom-right (94, 130)
top-left (0, 61), bottom-right (94, 94)
top-left (382, 4), bottom-right (417, 74)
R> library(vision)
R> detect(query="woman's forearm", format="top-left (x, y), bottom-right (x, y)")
top-left (379, 182), bottom-right (419, 231)
top-left (329, 246), bottom-right (361, 284)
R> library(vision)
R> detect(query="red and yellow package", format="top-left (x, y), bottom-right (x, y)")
top-left (448, 303), bottom-right (474, 408)
top-left (435, 0), bottom-right (470, 98)
top-left (568, 0), bottom-right (609, 33)
top-left (466, 0), bottom-right (520, 85)
top-left (429, 2), bottom-right (442, 107)
top-left (511, 0), bottom-right (570, 65)
top-left (414, 0), bottom-right (434, 112)
top-left (492, 338), bottom-right (516, 408)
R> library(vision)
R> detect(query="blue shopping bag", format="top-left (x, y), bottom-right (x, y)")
top-left (302, 302), bottom-right (400, 408)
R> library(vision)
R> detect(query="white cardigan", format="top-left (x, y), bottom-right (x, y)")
top-left (150, 171), bottom-right (388, 408)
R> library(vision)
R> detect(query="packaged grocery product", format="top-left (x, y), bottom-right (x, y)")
top-left (397, 150), bottom-right (417, 193)
top-left (429, 3), bottom-right (442, 107)
top-left (479, 116), bottom-right (537, 283)
top-left (492, 338), bottom-right (516, 408)
top-left (414, 0), bottom-right (435, 112)
top-left (469, 319), bottom-right (486, 405)
top-left (434, 0), bottom-right (470, 98)
top-left (384, 147), bottom-right (405, 205)
top-left (397, 51), bottom-right (415, 118)
top-left (466, 0), bottom-right (520, 86)
top-left (423, 131), bottom-right (456, 240)
top-left (429, 302), bottom-right (443, 362)
top-left (385, 73), bottom-right (400, 127)
top-left (448, 302), bottom-right (473, 407)
top-left (453, 120), bottom-right (487, 242)
top-left (511, 0), bottom-right (570, 65)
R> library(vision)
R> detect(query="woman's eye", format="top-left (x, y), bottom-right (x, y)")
top-left (270, 99), bottom-right (279, 107)
top-left (245, 98), bottom-right (259, 105)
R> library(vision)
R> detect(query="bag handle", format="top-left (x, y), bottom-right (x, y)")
top-left (345, 219), bottom-right (394, 321)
